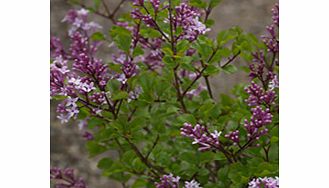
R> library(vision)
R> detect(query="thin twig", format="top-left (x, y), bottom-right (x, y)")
top-left (110, 0), bottom-right (126, 20)
top-left (204, 76), bottom-right (213, 99)
top-left (146, 134), bottom-right (160, 160)
top-left (221, 51), bottom-right (241, 68)
top-left (101, 0), bottom-right (111, 16)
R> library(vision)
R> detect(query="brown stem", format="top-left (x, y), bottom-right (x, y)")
top-left (234, 138), bottom-right (254, 157)
top-left (221, 51), bottom-right (241, 68)
top-left (204, 76), bottom-right (213, 99)
top-left (263, 145), bottom-right (271, 162)
top-left (101, 0), bottom-right (111, 16)
top-left (123, 136), bottom-right (162, 177)
top-left (181, 48), bottom-right (218, 97)
top-left (146, 134), bottom-right (160, 160)
top-left (109, 0), bottom-right (126, 21)
top-left (181, 67), bottom-right (206, 97)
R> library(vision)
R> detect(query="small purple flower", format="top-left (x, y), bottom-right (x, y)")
top-left (132, 0), bottom-right (144, 6)
top-left (186, 84), bottom-right (207, 99)
top-left (128, 86), bottom-right (143, 102)
top-left (150, 0), bottom-right (160, 11)
top-left (184, 179), bottom-right (202, 188)
top-left (122, 60), bottom-right (138, 79)
top-left (89, 92), bottom-right (106, 104)
top-left (56, 97), bottom-right (79, 124)
top-left (82, 131), bottom-right (94, 140)
top-left (269, 74), bottom-right (279, 90)
top-left (68, 77), bottom-right (96, 94)
top-left (181, 123), bottom-right (221, 151)
top-left (248, 177), bottom-right (279, 188)
top-left (112, 51), bottom-right (139, 81)
top-left (155, 174), bottom-right (180, 188)
top-left (224, 130), bottom-right (240, 145)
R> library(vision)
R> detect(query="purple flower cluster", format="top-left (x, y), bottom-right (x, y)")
top-left (155, 174), bottom-right (202, 188)
top-left (241, 3), bottom-right (279, 143)
top-left (56, 97), bottom-right (79, 124)
top-left (248, 52), bottom-right (277, 85)
top-left (181, 123), bottom-right (221, 151)
top-left (50, 9), bottom-right (111, 123)
top-left (245, 81), bottom-right (276, 107)
top-left (248, 177), bottom-right (279, 188)
top-left (62, 8), bottom-right (101, 36)
top-left (155, 174), bottom-right (180, 188)
top-left (224, 130), bottom-right (240, 145)
top-left (271, 4), bottom-right (279, 27)
top-left (131, 9), bottom-right (157, 28)
top-left (142, 38), bottom-right (164, 70)
top-left (261, 3), bottom-right (279, 53)
top-left (243, 106), bottom-right (272, 139)
top-left (132, 1), bottom-right (210, 41)
top-left (249, 3), bottom-right (279, 87)
top-left (174, 3), bottom-right (210, 41)
top-left (112, 51), bottom-right (139, 84)
top-left (50, 167), bottom-right (87, 188)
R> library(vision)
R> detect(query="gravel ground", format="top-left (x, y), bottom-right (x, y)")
top-left (50, 0), bottom-right (276, 187)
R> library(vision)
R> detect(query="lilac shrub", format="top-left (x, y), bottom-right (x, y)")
top-left (51, 0), bottom-right (279, 187)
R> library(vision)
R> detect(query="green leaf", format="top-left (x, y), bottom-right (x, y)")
top-left (132, 178), bottom-right (149, 188)
top-left (204, 64), bottom-right (220, 76)
top-left (216, 28), bottom-right (241, 47)
top-left (110, 26), bottom-right (132, 53)
top-left (88, 117), bottom-right (106, 128)
top-left (177, 39), bottom-right (190, 54)
top-left (270, 136), bottom-right (279, 144)
top-left (209, 0), bottom-right (222, 8)
top-left (195, 36), bottom-right (213, 60)
top-left (97, 158), bottom-right (113, 170)
top-left (218, 48), bottom-right (231, 58)
top-left (112, 91), bottom-right (129, 101)
top-left (163, 56), bottom-right (176, 68)
top-left (205, 19), bottom-right (215, 28)
top-left (86, 141), bottom-right (107, 157)
top-left (190, 0), bottom-right (207, 8)
top-left (91, 32), bottom-right (105, 41)
top-left (176, 114), bottom-right (197, 125)
top-left (162, 47), bottom-right (174, 56)
top-left (133, 46), bottom-right (144, 57)
top-left (222, 64), bottom-right (238, 74)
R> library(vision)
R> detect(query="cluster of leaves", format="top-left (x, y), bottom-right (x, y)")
top-left (51, 0), bottom-right (279, 187)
